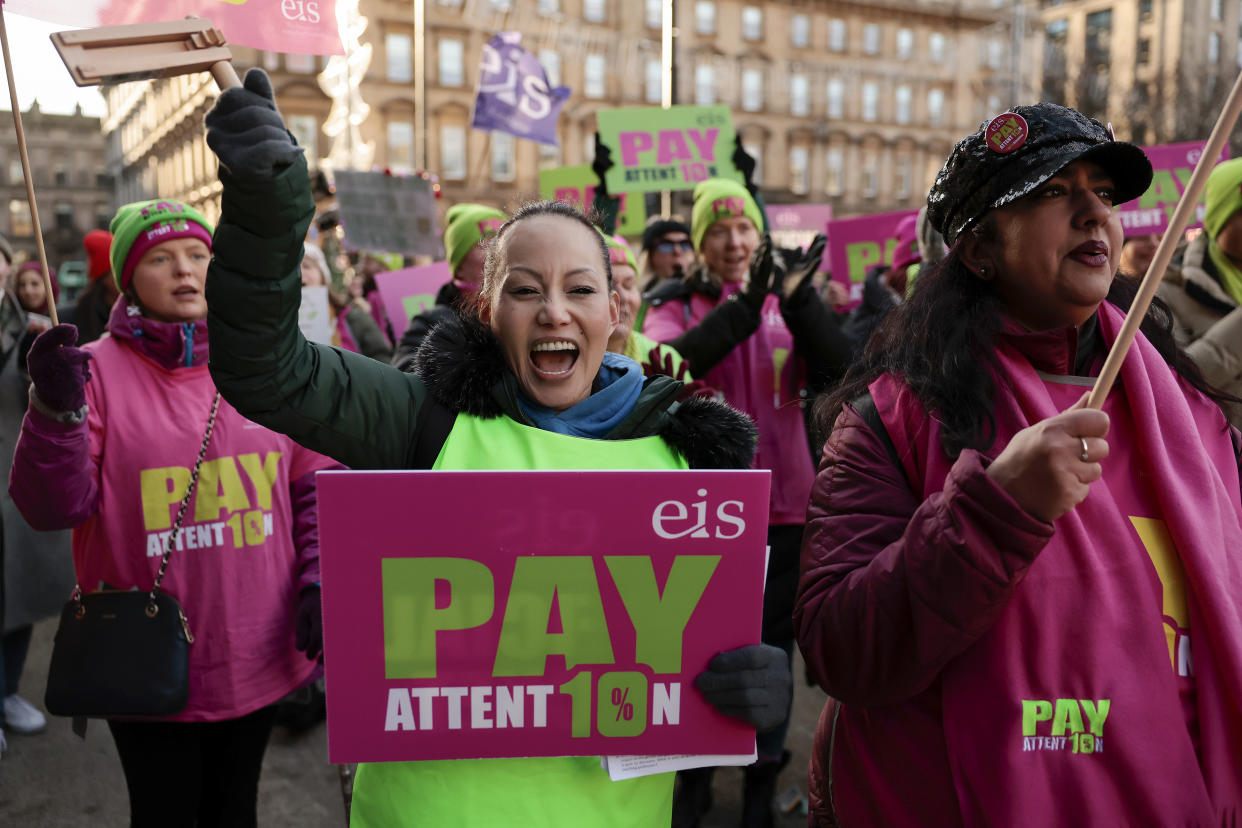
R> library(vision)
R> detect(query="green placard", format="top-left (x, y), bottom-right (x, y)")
top-left (596, 105), bottom-right (743, 195)
top-left (538, 165), bottom-right (648, 236)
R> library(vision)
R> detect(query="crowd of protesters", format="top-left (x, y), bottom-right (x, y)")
top-left (2, 67), bottom-right (1241, 828)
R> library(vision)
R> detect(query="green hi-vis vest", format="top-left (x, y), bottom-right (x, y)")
top-left (350, 413), bottom-right (687, 828)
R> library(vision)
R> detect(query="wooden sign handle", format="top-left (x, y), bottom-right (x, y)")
top-left (1087, 67), bottom-right (1242, 408)
top-left (0, 5), bottom-right (58, 325)
top-left (211, 60), bottom-right (241, 90)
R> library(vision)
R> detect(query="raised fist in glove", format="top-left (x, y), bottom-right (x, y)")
top-left (205, 68), bottom-right (302, 178)
top-left (295, 586), bottom-right (324, 662)
top-left (27, 324), bottom-right (91, 414)
top-left (591, 132), bottom-right (615, 198)
top-left (737, 234), bottom-right (777, 312)
top-left (695, 643), bottom-right (792, 732)
top-left (778, 233), bottom-right (828, 305)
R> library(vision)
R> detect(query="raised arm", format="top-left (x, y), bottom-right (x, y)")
top-left (204, 69), bottom-right (427, 471)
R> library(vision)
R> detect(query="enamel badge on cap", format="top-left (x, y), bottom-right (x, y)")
top-left (984, 112), bottom-right (1029, 154)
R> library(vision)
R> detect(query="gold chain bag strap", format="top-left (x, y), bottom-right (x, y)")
top-left (45, 393), bottom-right (222, 722)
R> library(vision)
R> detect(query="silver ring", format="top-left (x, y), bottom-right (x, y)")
top-left (1079, 437), bottom-right (1090, 463)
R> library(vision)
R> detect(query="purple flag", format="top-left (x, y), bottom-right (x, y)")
top-left (471, 32), bottom-right (571, 146)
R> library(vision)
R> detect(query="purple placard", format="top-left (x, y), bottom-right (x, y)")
top-left (1118, 141), bottom-right (1231, 237)
top-left (374, 262), bottom-right (452, 340)
top-left (319, 469), bottom-right (770, 764)
top-left (471, 32), bottom-right (571, 146)
top-left (825, 209), bottom-right (919, 307)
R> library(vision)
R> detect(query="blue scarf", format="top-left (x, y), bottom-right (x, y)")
top-left (518, 352), bottom-right (644, 438)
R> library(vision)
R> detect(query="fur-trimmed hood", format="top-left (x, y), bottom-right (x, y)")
top-left (411, 314), bottom-right (757, 470)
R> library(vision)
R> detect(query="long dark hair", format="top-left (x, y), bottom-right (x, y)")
top-left (815, 234), bottom-right (1236, 459)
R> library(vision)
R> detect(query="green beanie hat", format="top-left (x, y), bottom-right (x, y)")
top-left (602, 232), bottom-right (638, 272)
top-left (690, 179), bottom-right (763, 251)
top-left (109, 199), bottom-right (213, 291)
top-left (444, 203), bottom-right (507, 272)
top-left (1204, 157), bottom-right (1242, 241)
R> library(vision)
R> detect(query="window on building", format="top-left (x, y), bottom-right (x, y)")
top-left (538, 0), bottom-right (558, 14)
top-left (584, 0), bottom-right (606, 22)
top-left (863, 24), bottom-right (881, 55)
top-left (388, 121), bottom-right (414, 171)
top-left (1212, 0), bottom-right (1222, 20)
top-left (286, 54), bottom-right (316, 73)
top-left (1085, 10), bottom-right (1112, 68)
top-left (585, 53), bottom-right (606, 98)
top-left (1139, 0), bottom-right (1153, 20)
top-left (646, 58), bottom-right (662, 103)
top-left (696, 63), bottom-right (716, 105)
top-left (896, 156), bottom-right (912, 199)
top-left (540, 50), bottom-right (562, 86)
top-left (790, 74), bottom-right (809, 116)
top-left (743, 142), bottom-right (763, 185)
top-left (440, 39), bottom-right (464, 86)
top-left (829, 19), bottom-right (847, 52)
top-left (895, 85), bottom-right (912, 124)
top-left (386, 34), bottom-right (412, 82)
top-left (896, 28), bottom-right (914, 60)
top-left (583, 132), bottom-right (596, 163)
top-left (928, 88), bottom-right (945, 125)
top-left (742, 6), bottom-right (763, 41)
top-left (1137, 37), bottom-right (1151, 65)
top-left (489, 0), bottom-right (512, 11)
top-left (441, 126), bottom-right (466, 179)
top-left (695, 1), bottom-right (715, 34)
top-left (1208, 31), bottom-right (1221, 63)
top-left (288, 114), bottom-right (319, 156)
top-left (55, 203), bottom-right (74, 231)
top-left (8, 199), bottom-right (31, 237)
top-left (988, 37), bottom-right (1004, 69)
top-left (826, 147), bottom-right (844, 196)
top-left (491, 132), bottom-right (516, 181)
top-left (791, 14), bottom-right (809, 47)
top-left (790, 146), bottom-right (810, 194)
top-left (862, 81), bottom-right (879, 121)
top-left (827, 78), bottom-right (845, 118)
top-left (262, 51), bottom-right (280, 71)
top-left (862, 156), bottom-right (879, 198)
top-left (8, 160), bottom-right (21, 185)
top-left (539, 140), bottom-right (561, 167)
top-left (742, 69), bottom-right (763, 111)
top-left (1043, 19), bottom-right (1068, 101)
top-left (645, 0), bottom-right (662, 28)
top-left (929, 32), bottom-right (945, 62)
top-left (1237, 35), bottom-right (1242, 68)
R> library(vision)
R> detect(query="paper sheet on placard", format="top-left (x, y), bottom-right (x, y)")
top-left (298, 286), bottom-right (332, 345)
top-left (318, 469), bottom-right (770, 764)
top-left (603, 747), bottom-right (758, 781)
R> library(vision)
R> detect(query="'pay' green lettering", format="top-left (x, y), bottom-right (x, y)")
top-left (1052, 698), bottom-right (1084, 736)
top-left (237, 452), bottom-right (282, 510)
top-left (1022, 699), bottom-right (1052, 736)
top-left (140, 466), bottom-right (191, 530)
top-left (382, 558), bottom-right (494, 679)
top-left (1081, 699), bottom-right (1110, 736)
top-left (605, 555), bottom-right (719, 673)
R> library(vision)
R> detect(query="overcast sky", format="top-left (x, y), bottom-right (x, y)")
top-left (0, 12), bottom-right (106, 117)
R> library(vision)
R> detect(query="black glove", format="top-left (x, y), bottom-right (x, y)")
top-left (779, 233), bottom-right (828, 306)
top-left (26, 324), bottom-right (91, 413)
top-left (731, 137), bottom-right (758, 194)
top-left (205, 68), bottom-right (302, 179)
top-left (737, 234), bottom-right (776, 312)
top-left (294, 586), bottom-right (323, 662)
top-left (592, 133), bottom-right (615, 198)
top-left (695, 644), bottom-right (792, 732)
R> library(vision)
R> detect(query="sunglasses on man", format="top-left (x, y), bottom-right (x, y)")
top-left (654, 239), bottom-right (694, 254)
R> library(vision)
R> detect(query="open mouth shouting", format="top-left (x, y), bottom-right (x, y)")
top-left (530, 339), bottom-right (580, 378)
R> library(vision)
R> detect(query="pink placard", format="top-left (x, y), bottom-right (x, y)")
top-left (374, 262), bottom-right (452, 341)
top-left (1118, 141), bottom-right (1231, 237)
top-left (766, 204), bottom-right (833, 255)
top-left (318, 469), bottom-right (770, 764)
top-left (8, 0), bottom-right (343, 56)
top-left (825, 209), bottom-right (919, 308)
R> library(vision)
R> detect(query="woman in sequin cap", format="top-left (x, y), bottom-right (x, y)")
top-left (796, 103), bottom-right (1242, 826)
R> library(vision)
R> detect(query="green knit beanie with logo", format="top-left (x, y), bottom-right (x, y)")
top-left (444, 204), bottom-right (508, 272)
top-left (1204, 157), bottom-right (1242, 241)
top-left (690, 179), bottom-right (763, 251)
top-left (109, 199), bottom-right (214, 291)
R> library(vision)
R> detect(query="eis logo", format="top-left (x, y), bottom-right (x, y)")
top-left (651, 489), bottom-right (745, 540)
top-left (1021, 698), bottom-right (1109, 756)
top-left (281, 0), bottom-right (322, 23)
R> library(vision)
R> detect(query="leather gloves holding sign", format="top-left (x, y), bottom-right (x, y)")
top-left (776, 233), bottom-right (828, 310)
top-left (696, 643), bottom-right (792, 732)
top-left (295, 586), bottom-right (324, 662)
top-left (205, 68), bottom-right (302, 179)
top-left (26, 324), bottom-right (92, 419)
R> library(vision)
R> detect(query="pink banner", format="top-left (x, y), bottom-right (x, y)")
top-left (6, 0), bottom-right (343, 56)
top-left (1118, 141), bottom-right (1231, 237)
top-left (766, 204), bottom-right (833, 255)
top-left (318, 469), bottom-right (770, 764)
top-left (374, 262), bottom-right (451, 341)
top-left (825, 209), bottom-right (918, 308)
